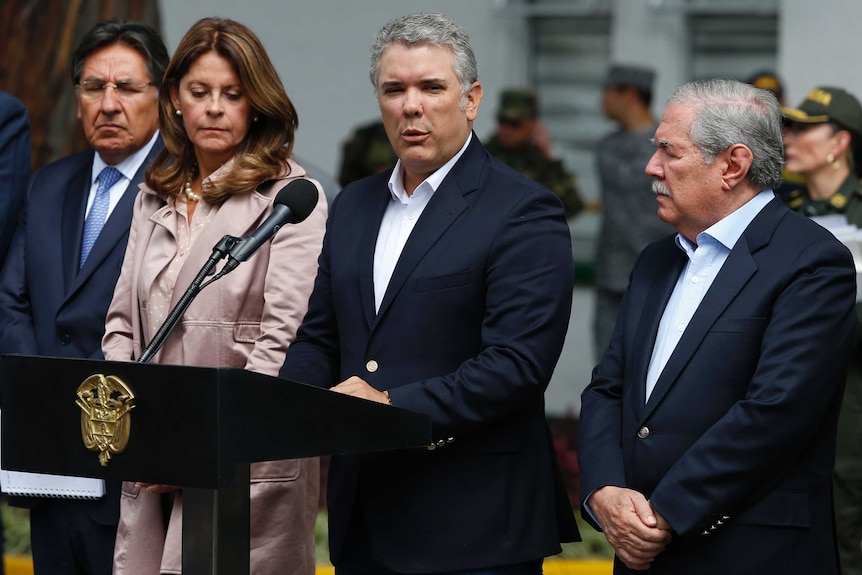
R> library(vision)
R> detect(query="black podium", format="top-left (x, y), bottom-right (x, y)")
top-left (0, 354), bottom-right (430, 574)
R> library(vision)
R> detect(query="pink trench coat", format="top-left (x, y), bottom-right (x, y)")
top-left (102, 159), bottom-right (327, 575)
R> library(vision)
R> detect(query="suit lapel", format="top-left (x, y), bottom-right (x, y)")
top-left (169, 178), bottom-right (274, 308)
top-left (641, 198), bottom-right (783, 418)
top-left (358, 184), bottom-right (391, 330)
top-left (73, 140), bottom-right (164, 290)
top-left (642, 245), bottom-right (757, 416)
top-left (60, 155), bottom-right (93, 293)
top-left (632, 244), bottom-right (687, 410)
top-left (372, 137), bottom-right (481, 326)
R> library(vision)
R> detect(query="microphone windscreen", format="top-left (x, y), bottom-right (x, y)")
top-left (275, 179), bottom-right (319, 224)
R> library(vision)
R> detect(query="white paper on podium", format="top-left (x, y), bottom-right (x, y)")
top-left (0, 411), bottom-right (104, 499)
top-left (809, 214), bottom-right (862, 302)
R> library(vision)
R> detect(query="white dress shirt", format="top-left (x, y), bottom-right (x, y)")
top-left (373, 133), bottom-right (472, 312)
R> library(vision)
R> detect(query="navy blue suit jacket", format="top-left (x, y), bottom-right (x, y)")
top-left (0, 91), bottom-right (30, 272)
top-left (281, 135), bottom-right (579, 572)
top-left (579, 197), bottom-right (858, 574)
top-left (0, 139), bottom-right (162, 524)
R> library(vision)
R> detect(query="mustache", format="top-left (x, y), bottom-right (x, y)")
top-left (652, 180), bottom-right (671, 197)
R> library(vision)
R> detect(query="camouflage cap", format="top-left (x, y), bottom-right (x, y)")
top-left (782, 86), bottom-right (862, 136)
top-left (497, 89), bottom-right (538, 123)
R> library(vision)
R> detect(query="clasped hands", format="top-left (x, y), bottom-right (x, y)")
top-left (591, 486), bottom-right (673, 570)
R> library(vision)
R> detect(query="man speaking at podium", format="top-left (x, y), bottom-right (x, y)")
top-left (280, 12), bottom-right (579, 575)
top-left (0, 20), bottom-right (167, 575)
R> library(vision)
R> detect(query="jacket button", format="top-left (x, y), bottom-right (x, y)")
top-left (60, 333), bottom-right (71, 346)
top-left (637, 426), bottom-right (650, 439)
top-left (365, 360), bottom-right (378, 373)
top-left (426, 443), bottom-right (437, 451)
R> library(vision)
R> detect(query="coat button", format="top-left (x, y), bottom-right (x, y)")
top-left (60, 333), bottom-right (71, 346)
top-left (365, 360), bottom-right (378, 373)
top-left (637, 426), bottom-right (650, 439)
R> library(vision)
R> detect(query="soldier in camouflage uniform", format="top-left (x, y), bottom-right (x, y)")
top-left (337, 120), bottom-right (398, 187)
top-left (593, 65), bottom-right (673, 359)
top-left (483, 89), bottom-right (583, 218)
top-left (783, 86), bottom-right (862, 575)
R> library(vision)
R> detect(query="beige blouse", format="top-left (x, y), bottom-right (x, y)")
top-left (145, 195), bottom-right (214, 340)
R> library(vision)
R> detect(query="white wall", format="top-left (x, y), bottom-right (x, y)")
top-left (779, 0), bottom-right (862, 107)
top-left (609, 0), bottom-right (686, 118)
top-left (158, 0), bottom-right (520, 179)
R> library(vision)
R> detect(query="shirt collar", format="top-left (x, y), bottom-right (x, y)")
top-left (676, 189), bottom-right (775, 253)
top-left (388, 132), bottom-right (473, 203)
top-left (201, 157), bottom-right (236, 192)
top-left (92, 130), bottom-right (159, 184)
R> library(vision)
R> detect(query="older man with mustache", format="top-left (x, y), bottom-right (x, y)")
top-left (579, 78), bottom-right (858, 574)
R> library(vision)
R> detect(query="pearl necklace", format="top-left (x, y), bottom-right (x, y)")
top-left (183, 180), bottom-right (201, 202)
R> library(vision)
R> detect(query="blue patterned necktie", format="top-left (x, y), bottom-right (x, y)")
top-left (80, 166), bottom-right (123, 269)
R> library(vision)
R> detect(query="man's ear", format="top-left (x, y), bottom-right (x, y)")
top-left (464, 81), bottom-right (483, 122)
top-left (721, 144), bottom-right (753, 190)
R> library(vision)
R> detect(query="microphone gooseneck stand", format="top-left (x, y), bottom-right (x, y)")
top-left (137, 234), bottom-right (239, 364)
top-left (134, 232), bottom-right (259, 575)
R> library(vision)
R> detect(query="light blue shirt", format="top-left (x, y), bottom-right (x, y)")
top-left (584, 188), bottom-right (776, 526)
top-left (644, 189), bottom-right (775, 400)
top-left (86, 130), bottom-right (159, 220)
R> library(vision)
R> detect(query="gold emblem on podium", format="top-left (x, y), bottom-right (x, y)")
top-left (76, 374), bottom-right (136, 466)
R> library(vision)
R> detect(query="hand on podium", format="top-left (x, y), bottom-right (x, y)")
top-left (331, 376), bottom-right (391, 405)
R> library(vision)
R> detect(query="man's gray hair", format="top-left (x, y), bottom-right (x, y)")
top-left (369, 13), bottom-right (478, 108)
top-left (669, 78), bottom-right (784, 190)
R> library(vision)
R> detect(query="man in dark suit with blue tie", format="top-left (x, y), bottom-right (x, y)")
top-left (280, 12), bottom-right (579, 575)
top-left (0, 19), bottom-right (168, 575)
top-left (578, 78), bottom-right (859, 574)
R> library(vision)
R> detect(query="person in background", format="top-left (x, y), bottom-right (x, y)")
top-left (593, 64), bottom-right (672, 360)
top-left (484, 88), bottom-right (584, 218)
top-left (101, 17), bottom-right (326, 575)
top-left (337, 119), bottom-right (397, 187)
top-left (747, 70), bottom-right (785, 106)
top-left (782, 85), bottom-right (862, 575)
top-left (0, 19), bottom-right (167, 575)
top-left (0, 87), bottom-right (31, 575)
top-left (280, 12), bottom-right (579, 575)
top-left (0, 91), bottom-right (30, 272)
top-left (579, 78), bottom-right (857, 574)
top-left (296, 153), bottom-right (341, 206)
top-left (745, 70), bottom-right (805, 200)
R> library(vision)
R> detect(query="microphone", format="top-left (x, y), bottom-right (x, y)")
top-left (219, 179), bottom-right (319, 276)
top-left (139, 180), bottom-right (317, 363)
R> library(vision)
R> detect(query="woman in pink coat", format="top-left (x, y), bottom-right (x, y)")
top-left (102, 17), bottom-right (326, 575)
